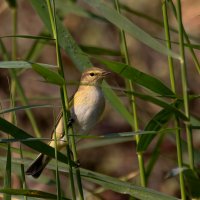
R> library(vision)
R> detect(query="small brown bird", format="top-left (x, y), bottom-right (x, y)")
top-left (26, 67), bottom-right (110, 178)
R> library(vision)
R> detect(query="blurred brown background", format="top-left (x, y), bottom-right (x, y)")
top-left (0, 0), bottom-right (200, 199)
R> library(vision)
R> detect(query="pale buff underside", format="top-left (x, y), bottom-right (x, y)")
top-left (49, 86), bottom-right (105, 149)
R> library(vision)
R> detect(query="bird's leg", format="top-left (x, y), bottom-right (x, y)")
top-left (67, 118), bottom-right (74, 128)
top-left (66, 118), bottom-right (80, 167)
top-left (66, 144), bottom-right (80, 167)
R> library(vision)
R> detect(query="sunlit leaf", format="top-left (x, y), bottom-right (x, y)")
top-left (101, 59), bottom-right (175, 96)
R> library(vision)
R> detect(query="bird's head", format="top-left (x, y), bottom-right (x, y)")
top-left (80, 67), bottom-right (110, 86)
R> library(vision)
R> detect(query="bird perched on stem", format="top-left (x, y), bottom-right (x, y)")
top-left (26, 67), bottom-right (110, 178)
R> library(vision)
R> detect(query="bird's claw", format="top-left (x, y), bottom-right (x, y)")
top-left (75, 160), bottom-right (81, 168)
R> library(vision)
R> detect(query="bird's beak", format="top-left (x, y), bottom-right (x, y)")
top-left (101, 71), bottom-right (111, 77)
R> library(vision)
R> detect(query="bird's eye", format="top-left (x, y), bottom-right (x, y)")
top-left (89, 72), bottom-right (95, 76)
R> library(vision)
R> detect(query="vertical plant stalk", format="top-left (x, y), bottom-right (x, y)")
top-left (176, 0), bottom-right (194, 170)
top-left (53, 111), bottom-right (62, 200)
top-left (9, 71), bottom-right (42, 138)
top-left (114, 0), bottom-right (146, 187)
top-left (11, 5), bottom-right (27, 200)
top-left (168, 0), bottom-right (200, 75)
top-left (162, 2), bottom-right (186, 199)
top-left (4, 143), bottom-right (11, 200)
top-left (51, 4), bottom-right (84, 199)
top-left (7, 3), bottom-right (42, 138)
top-left (46, 1), bottom-right (84, 199)
top-left (4, 5), bottom-right (18, 200)
top-left (19, 145), bottom-right (27, 200)
top-left (1, 30), bottom-right (41, 138)
top-left (45, 1), bottom-right (76, 199)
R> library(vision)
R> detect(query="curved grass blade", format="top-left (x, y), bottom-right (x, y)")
top-left (80, 45), bottom-right (121, 56)
top-left (0, 61), bottom-right (56, 69)
top-left (100, 59), bottom-right (175, 96)
top-left (184, 43), bottom-right (200, 50)
top-left (0, 39), bottom-right (10, 60)
top-left (77, 129), bottom-right (176, 150)
top-left (83, 0), bottom-right (180, 60)
top-left (79, 168), bottom-right (178, 200)
top-left (120, 2), bottom-right (199, 43)
top-left (0, 137), bottom-right (51, 143)
top-left (0, 117), bottom-right (76, 166)
top-left (0, 104), bottom-right (53, 114)
top-left (56, 0), bottom-right (106, 22)
top-left (183, 169), bottom-right (200, 198)
top-left (78, 137), bottom-right (133, 150)
top-left (137, 100), bottom-right (183, 152)
top-left (25, 35), bottom-right (50, 61)
top-left (0, 34), bottom-right (54, 40)
top-left (190, 116), bottom-right (200, 130)
top-left (0, 188), bottom-right (70, 200)
top-left (168, 0), bottom-right (200, 74)
top-left (4, 144), bottom-right (11, 200)
top-left (0, 144), bottom-right (39, 159)
top-left (31, 63), bottom-right (65, 86)
top-left (146, 133), bottom-right (165, 181)
top-left (102, 82), bottom-right (134, 126)
top-left (2, 156), bottom-right (178, 200)
top-left (125, 90), bottom-right (187, 121)
top-left (29, 0), bottom-right (92, 71)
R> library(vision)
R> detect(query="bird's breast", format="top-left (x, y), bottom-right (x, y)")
top-left (72, 87), bottom-right (105, 132)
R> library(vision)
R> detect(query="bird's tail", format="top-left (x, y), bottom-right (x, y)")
top-left (25, 153), bottom-right (51, 178)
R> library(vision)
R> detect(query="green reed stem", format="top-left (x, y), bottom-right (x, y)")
top-left (11, 6), bottom-right (27, 200)
top-left (0, 40), bottom-right (41, 139)
top-left (5, 4), bottom-right (42, 138)
top-left (52, 3), bottom-right (84, 199)
top-left (46, 1), bottom-right (84, 199)
top-left (11, 8), bottom-right (17, 60)
top-left (19, 144), bottom-right (27, 200)
top-left (3, 7), bottom-right (16, 200)
top-left (162, 2), bottom-right (186, 199)
top-left (4, 7), bottom-right (17, 200)
top-left (114, 0), bottom-right (146, 187)
top-left (4, 144), bottom-right (11, 200)
top-left (9, 70), bottom-right (41, 137)
top-left (168, 0), bottom-right (200, 75)
top-left (46, 1), bottom-right (76, 199)
top-left (176, 0), bottom-right (194, 170)
top-left (53, 112), bottom-right (62, 200)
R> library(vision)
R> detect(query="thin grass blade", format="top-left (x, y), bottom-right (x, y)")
top-left (32, 63), bottom-right (65, 86)
top-left (0, 188), bottom-right (70, 200)
top-left (101, 59), bottom-right (174, 96)
top-left (0, 117), bottom-right (76, 166)
top-left (0, 61), bottom-right (56, 69)
top-left (83, 0), bottom-right (180, 60)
